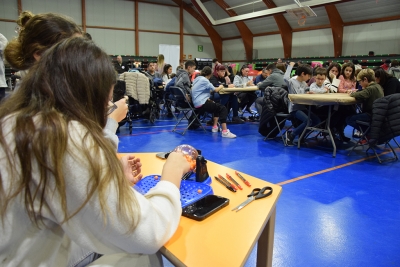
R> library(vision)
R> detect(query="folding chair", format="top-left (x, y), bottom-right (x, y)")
top-left (169, 86), bottom-right (207, 135)
top-left (348, 93), bottom-right (400, 163)
top-left (264, 112), bottom-right (293, 145)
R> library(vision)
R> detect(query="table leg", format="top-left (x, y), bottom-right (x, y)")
top-left (326, 105), bottom-right (336, 157)
top-left (257, 207), bottom-right (276, 267)
top-left (159, 247), bottom-right (187, 267)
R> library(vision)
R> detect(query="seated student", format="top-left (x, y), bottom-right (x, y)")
top-left (162, 64), bottom-right (172, 84)
top-left (374, 67), bottom-right (400, 96)
top-left (257, 63), bottom-right (287, 91)
top-left (233, 65), bottom-right (257, 114)
top-left (380, 59), bottom-right (391, 72)
top-left (284, 62), bottom-right (321, 146)
top-left (175, 60), bottom-right (196, 94)
top-left (210, 64), bottom-right (243, 123)
top-left (325, 62), bottom-right (341, 93)
top-left (310, 67), bottom-right (352, 141)
top-left (191, 66), bottom-right (236, 138)
top-left (0, 37), bottom-right (191, 267)
top-left (338, 62), bottom-right (357, 93)
top-left (309, 67), bottom-right (329, 93)
top-left (345, 68), bottom-right (384, 139)
top-left (146, 61), bottom-right (162, 79)
top-left (255, 63), bottom-right (287, 115)
top-left (254, 68), bottom-right (269, 86)
top-left (388, 59), bottom-right (400, 80)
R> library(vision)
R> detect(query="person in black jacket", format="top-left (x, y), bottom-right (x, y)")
top-left (374, 67), bottom-right (400, 96)
top-left (114, 55), bottom-right (129, 74)
top-left (209, 64), bottom-right (243, 123)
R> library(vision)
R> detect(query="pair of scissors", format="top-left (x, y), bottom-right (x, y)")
top-left (231, 186), bottom-right (273, 212)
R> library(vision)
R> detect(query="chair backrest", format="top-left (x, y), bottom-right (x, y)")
top-left (169, 86), bottom-right (191, 109)
top-left (370, 93), bottom-right (400, 141)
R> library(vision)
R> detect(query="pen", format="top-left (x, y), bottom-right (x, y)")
top-left (214, 176), bottom-right (236, 192)
top-left (218, 174), bottom-right (238, 190)
top-left (226, 173), bottom-right (243, 190)
top-left (235, 171), bottom-right (251, 187)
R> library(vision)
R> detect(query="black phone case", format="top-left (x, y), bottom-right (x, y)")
top-left (182, 195), bottom-right (229, 221)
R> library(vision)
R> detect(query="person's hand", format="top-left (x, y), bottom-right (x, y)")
top-left (228, 84), bottom-right (235, 88)
top-left (247, 80), bottom-right (254, 86)
top-left (289, 62), bottom-right (295, 67)
top-left (120, 155), bottom-right (143, 185)
top-left (161, 152), bottom-right (191, 188)
top-left (108, 98), bottom-right (128, 122)
top-left (329, 71), bottom-right (335, 80)
top-left (224, 76), bottom-right (230, 84)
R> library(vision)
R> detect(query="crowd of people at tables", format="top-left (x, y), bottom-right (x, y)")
top-left (143, 55), bottom-right (400, 143)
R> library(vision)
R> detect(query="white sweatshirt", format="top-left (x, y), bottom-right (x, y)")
top-left (0, 116), bottom-right (182, 267)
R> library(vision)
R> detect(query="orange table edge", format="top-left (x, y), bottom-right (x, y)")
top-left (119, 153), bottom-right (282, 267)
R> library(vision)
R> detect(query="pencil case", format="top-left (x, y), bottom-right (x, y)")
top-left (133, 174), bottom-right (213, 208)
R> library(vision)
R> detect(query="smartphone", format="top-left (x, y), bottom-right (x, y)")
top-left (182, 195), bottom-right (229, 221)
top-left (156, 152), bottom-right (170, 159)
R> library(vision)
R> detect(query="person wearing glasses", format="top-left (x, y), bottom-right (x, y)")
top-left (233, 65), bottom-right (257, 115)
top-left (345, 69), bottom-right (384, 142)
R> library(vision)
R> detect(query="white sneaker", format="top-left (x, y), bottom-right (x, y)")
top-left (212, 127), bottom-right (219, 133)
top-left (222, 130), bottom-right (236, 138)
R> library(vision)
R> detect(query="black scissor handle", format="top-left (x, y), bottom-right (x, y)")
top-left (247, 186), bottom-right (273, 200)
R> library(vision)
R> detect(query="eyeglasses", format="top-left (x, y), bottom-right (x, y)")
top-left (107, 101), bottom-right (117, 115)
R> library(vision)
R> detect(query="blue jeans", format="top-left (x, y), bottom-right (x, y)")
top-left (345, 113), bottom-right (371, 132)
top-left (291, 109), bottom-right (321, 137)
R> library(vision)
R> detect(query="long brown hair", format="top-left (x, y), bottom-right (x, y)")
top-left (0, 37), bottom-right (139, 231)
top-left (5, 12), bottom-right (82, 70)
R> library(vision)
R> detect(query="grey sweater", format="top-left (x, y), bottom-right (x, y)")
top-left (257, 68), bottom-right (286, 90)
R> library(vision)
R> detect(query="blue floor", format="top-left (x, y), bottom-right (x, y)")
top-left (117, 114), bottom-right (400, 267)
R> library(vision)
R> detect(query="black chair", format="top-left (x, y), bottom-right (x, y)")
top-left (169, 86), bottom-right (206, 135)
top-left (348, 93), bottom-right (400, 163)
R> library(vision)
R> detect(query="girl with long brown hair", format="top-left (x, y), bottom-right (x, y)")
top-left (0, 37), bottom-right (190, 266)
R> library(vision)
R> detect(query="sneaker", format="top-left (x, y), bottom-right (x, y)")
top-left (232, 116), bottom-right (244, 124)
top-left (353, 129), bottom-right (362, 138)
top-left (211, 127), bottom-right (219, 133)
top-left (222, 130), bottom-right (236, 138)
top-left (285, 132), bottom-right (295, 146)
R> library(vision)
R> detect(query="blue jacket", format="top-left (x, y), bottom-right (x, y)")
top-left (191, 76), bottom-right (215, 108)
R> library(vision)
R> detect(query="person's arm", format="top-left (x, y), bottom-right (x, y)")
top-left (284, 62), bottom-right (294, 86)
top-left (309, 83), bottom-right (327, 94)
top-left (324, 76), bottom-right (340, 93)
top-left (350, 86), bottom-right (372, 101)
top-left (56, 126), bottom-right (191, 255)
top-left (257, 75), bottom-right (274, 90)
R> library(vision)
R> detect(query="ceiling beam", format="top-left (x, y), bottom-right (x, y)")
top-left (192, 0), bottom-right (344, 26)
top-left (325, 4), bottom-right (343, 57)
top-left (213, 0), bottom-right (254, 61)
top-left (262, 0), bottom-right (292, 58)
top-left (172, 0), bottom-right (223, 61)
